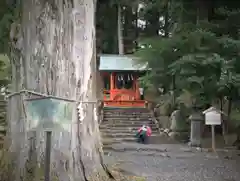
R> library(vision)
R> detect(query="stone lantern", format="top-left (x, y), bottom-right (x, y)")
top-left (188, 112), bottom-right (204, 147)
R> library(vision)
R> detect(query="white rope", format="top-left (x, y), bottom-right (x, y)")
top-left (6, 89), bottom-right (99, 103)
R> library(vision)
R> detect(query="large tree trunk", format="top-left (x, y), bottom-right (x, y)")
top-left (7, 0), bottom-right (111, 180)
top-left (144, 6), bottom-right (159, 36)
top-left (117, 4), bottom-right (124, 55)
top-left (195, 0), bottom-right (210, 22)
top-left (164, 0), bottom-right (169, 38)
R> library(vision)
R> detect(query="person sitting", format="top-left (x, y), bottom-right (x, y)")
top-left (135, 125), bottom-right (152, 144)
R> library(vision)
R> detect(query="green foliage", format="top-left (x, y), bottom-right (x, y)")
top-left (0, 1), bottom-right (19, 54)
top-left (0, 54), bottom-right (9, 149)
top-left (0, 54), bottom-right (10, 87)
top-left (0, 1), bottom-right (18, 144)
top-left (0, 0), bottom-right (18, 88)
top-left (135, 36), bottom-right (179, 90)
top-left (135, 2), bottom-right (240, 109)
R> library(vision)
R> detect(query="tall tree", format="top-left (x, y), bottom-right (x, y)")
top-left (96, 1), bottom-right (118, 54)
top-left (7, 0), bottom-right (112, 180)
top-left (117, 3), bottom-right (124, 54)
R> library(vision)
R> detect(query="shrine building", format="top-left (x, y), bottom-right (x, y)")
top-left (99, 54), bottom-right (148, 107)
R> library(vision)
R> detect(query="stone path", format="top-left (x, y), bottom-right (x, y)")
top-left (104, 143), bottom-right (240, 181)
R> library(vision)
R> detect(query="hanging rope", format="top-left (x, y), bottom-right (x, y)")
top-left (6, 89), bottom-right (98, 103)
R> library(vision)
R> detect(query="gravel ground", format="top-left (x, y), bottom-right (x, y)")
top-left (104, 143), bottom-right (240, 181)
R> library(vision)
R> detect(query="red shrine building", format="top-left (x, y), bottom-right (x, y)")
top-left (99, 54), bottom-right (148, 107)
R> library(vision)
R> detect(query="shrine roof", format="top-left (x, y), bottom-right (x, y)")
top-left (99, 54), bottom-right (148, 71)
top-left (202, 106), bottom-right (226, 115)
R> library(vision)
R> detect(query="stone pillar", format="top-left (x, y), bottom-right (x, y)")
top-left (170, 110), bottom-right (188, 132)
top-left (189, 113), bottom-right (203, 147)
top-left (169, 109), bottom-right (188, 140)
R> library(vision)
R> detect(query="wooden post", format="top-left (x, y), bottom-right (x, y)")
top-left (44, 131), bottom-right (52, 181)
top-left (110, 73), bottom-right (114, 100)
top-left (203, 107), bottom-right (223, 152)
top-left (211, 125), bottom-right (216, 151)
top-left (135, 75), bottom-right (140, 100)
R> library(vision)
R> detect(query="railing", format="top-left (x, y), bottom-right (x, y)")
top-left (97, 100), bottom-right (104, 124)
top-left (103, 90), bottom-right (110, 94)
top-left (102, 87), bottom-right (146, 107)
top-left (103, 100), bottom-right (146, 107)
top-left (110, 89), bottom-right (137, 100)
top-left (147, 101), bottom-right (161, 133)
top-left (103, 90), bottom-right (110, 100)
top-left (0, 100), bottom-right (7, 148)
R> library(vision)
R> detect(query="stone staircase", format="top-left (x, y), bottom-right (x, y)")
top-left (100, 107), bottom-right (159, 147)
top-left (0, 100), bottom-right (6, 147)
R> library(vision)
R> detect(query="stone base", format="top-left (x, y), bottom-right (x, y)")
top-left (168, 131), bottom-right (189, 141)
top-left (190, 120), bottom-right (202, 147)
top-left (159, 131), bottom-right (169, 138)
top-left (188, 141), bottom-right (201, 147)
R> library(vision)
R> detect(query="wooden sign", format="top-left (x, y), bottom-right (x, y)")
top-left (202, 106), bottom-right (224, 151)
top-left (203, 107), bottom-right (222, 125)
top-left (204, 111), bottom-right (221, 125)
top-left (25, 97), bottom-right (73, 132)
top-left (24, 97), bottom-right (74, 181)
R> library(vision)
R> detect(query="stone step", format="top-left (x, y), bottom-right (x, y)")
top-left (100, 129), bottom-right (158, 135)
top-left (101, 107), bottom-right (158, 146)
top-left (103, 116), bottom-right (152, 120)
top-left (101, 132), bottom-right (159, 138)
top-left (100, 127), bottom-right (158, 132)
top-left (104, 112), bottom-right (151, 116)
top-left (103, 117), bottom-right (153, 121)
top-left (103, 115), bottom-right (151, 119)
top-left (101, 120), bottom-right (155, 126)
top-left (101, 136), bottom-right (162, 145)
top-left (104, 111), bottom-right (150, 114)
top-left (103, 107), bottom-right (149, 111)
top-left (101, 133), bottom-right (159, 138)
top-left (100, 122), bottom-right (156, 128)
top-left (0, 122), bottom-right (6, 126)
top-left (102, 135), bottom-right (166, 145)
top-left (102, 119), bottom-right (153, 124)
top-left (101, 137), bottom-right (129, 145)
top-left (104, 110), bottom-right (151, 113)
top-left (103, 142), bottom-right (180, 154)
top-left (104, 118), bottom-right (152, 121)
top-left (101, 130), bottom-right (160, 137)
top-left (102, 118), bottom-right (154, 123)
top-left (100, 124), bottom-right (158, 129)
top-left (0, 131), bottom-right (6, 135)
top-left (103, 137), bottom-right (137, 143)
top-left (104, 112), bottom-right (151, 115)
top-left (0, 125), bottom-right (5, 131)
top-left (100, 126), bottom-right (158, 132)
top-left (103, 139), bottom-right (182, 152)
top-left (103, 118), bottom-right (153, 122)
top-left (101, 131), bottom-right (159, 137)
top-left (103, 114), bottom-right (151, 118)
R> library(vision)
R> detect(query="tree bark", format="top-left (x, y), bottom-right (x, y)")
top-left (164, 0), bottom-right (169, 38)
top-left (117, 4), bottom-right (124, 55)
top-left (145, 7), bottom-right (159, 36)
top-left (195, 0), bottom-right (210, 22)
top-left (7, 0), bottom-right (111, 180)
top-left (134, 6), bottom-right (139, 51)
top-left (172, 74), bottom-right (176, 108)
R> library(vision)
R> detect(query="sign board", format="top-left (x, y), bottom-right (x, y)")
top-left (203, 107), bottom-right (222, 125)
top-left (25, 98), bottom-right (73, 132)
top-left (204, 111), bottom-right (221, 125)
